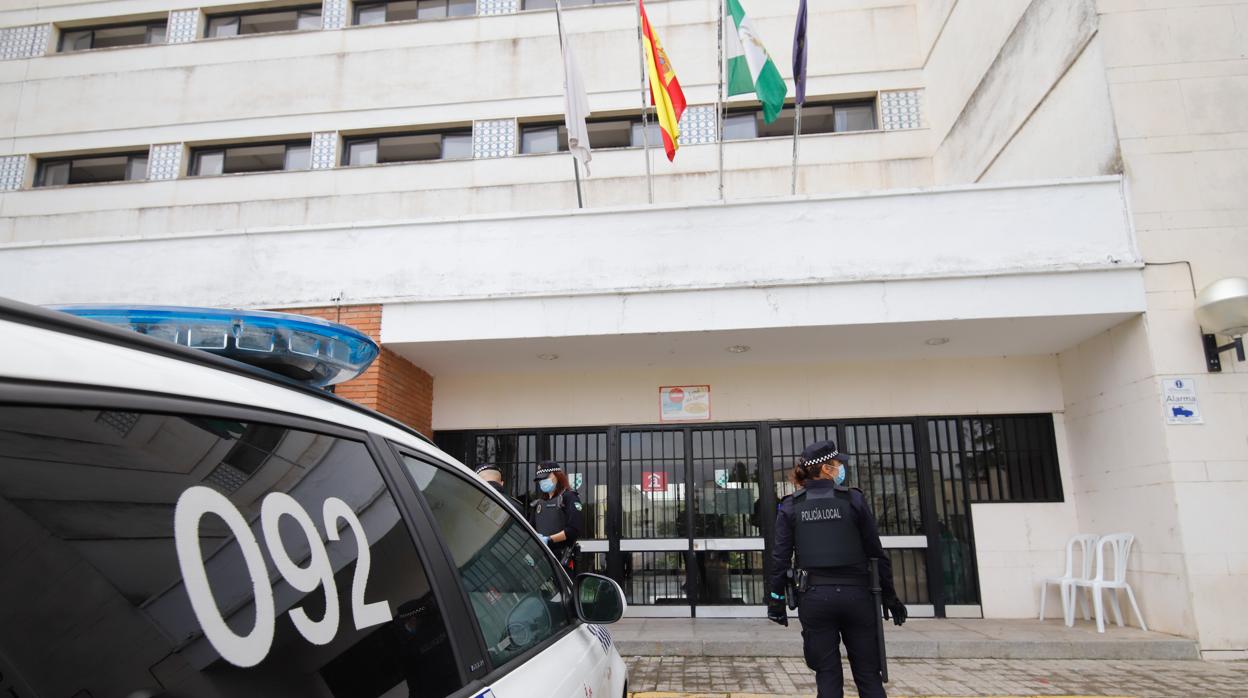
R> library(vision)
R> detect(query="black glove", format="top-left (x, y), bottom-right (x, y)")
top-left (767, 592), bottom-right (789, 627)
top-left (883, 596), bottom-right (908, 626)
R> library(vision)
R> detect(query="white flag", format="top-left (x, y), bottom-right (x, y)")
top-left (558, 12), bottom-right (591, 176)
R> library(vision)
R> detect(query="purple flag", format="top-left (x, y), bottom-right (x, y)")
top-left (793, 0), bottom-right (808, 106)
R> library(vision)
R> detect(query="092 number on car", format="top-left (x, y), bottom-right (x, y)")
top-left (174, 486), bottom-right (392, 667)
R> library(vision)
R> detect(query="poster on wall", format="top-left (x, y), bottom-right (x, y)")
top-left (659, 385), bottom-right (711, 422)
top-left (1162, 377), bottom-right (1203, 424)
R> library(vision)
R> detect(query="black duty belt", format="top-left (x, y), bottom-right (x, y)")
top-left (808, 573), bottom-right (869, 587)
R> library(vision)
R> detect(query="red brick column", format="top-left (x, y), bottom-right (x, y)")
top-left (272, 304), bottom-right (434, 436)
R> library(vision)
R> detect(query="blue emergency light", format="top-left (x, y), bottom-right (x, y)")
top-left (53, 305), bottom-right (379, 388)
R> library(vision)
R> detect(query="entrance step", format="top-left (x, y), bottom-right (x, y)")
top-left (611, 618), bottom-right (1200, 661)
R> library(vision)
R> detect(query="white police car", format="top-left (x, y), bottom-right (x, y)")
top-left (0, 299), bottom-right (628, 698)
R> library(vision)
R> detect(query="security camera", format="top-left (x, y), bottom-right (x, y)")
top-left (1195, 277), bottom-right (1248, 372)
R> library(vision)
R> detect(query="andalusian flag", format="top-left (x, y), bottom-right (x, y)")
top-left (726, 0), bottom-right (788, 124)
top-left (640, 0), bottom-right (686, 161)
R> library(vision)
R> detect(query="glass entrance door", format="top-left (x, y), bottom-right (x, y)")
top-left (618, 427), bottom-right (767, 616)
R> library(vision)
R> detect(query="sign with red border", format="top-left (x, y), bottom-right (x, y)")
top-left (659, 385), bottom-right (711, 422)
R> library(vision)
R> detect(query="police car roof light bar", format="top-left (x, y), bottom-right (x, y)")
top-left (51, 305), bottom-right (379, 388)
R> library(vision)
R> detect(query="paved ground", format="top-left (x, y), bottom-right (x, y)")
top-left (612, 618), bottom-right (1199, 660)
top-left (624, 656), bottom-right (1248, 697)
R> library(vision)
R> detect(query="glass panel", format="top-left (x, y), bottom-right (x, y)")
top-left (546, 432), bottom-right (609, 539)
top-left (126, 155), bottom-right (148, 181)
top-left (927, 418), bottom-right (979, 605)
top-left (402, 456), bottom-right (572, 667)
top-left (843, 422), bottom-right (922, 536)
top-left (239, 10), bottom-right (300, 35)
top-left (297, 9), bottom-right (323, 30)
top-left (769, 424), bottom-right (835, 501)
top-left (146, 23), bottom-right (167, 44)
top-left (68, 155), bottom-right (129, 184)
top-left (471, 433), bottom-right (538, 509)
top-left (620, 430), bottom-right (685, 539)
top-left (690, 428), bottom-right (759, 538)
top-left (206, 16), bottom-right (240, 38)
top-left (757, 109), bottom-right (794, 138)
top-left (222, 144), bottom-right (286, 173)
top-left (355, 3), bottom-right (388, 25)
top-left (722, 113), bottom-right (757, 141)
top-left (60, 29), bottom-right (93, 52)
top-left (588, 120), bottom-right (633, 149)
top-left (193, 150), bottom-right (225, 176)
top-left (347, 139), bottom-right (379, 166)
top-left (835, 104), bottom-right (876, 132)
top-left (91, 24), bottom-right (150, 49)
top-left (622, 551), bottom-right (686, 606)
top-left (441, 133), bottom-right (473, 160)
top-left (0, 407), bottom-right (463, 697)
top-left (798, 104), bottom-right (838, 135)
top-left (285, 144), bottom-right (311, 170)
top-left (693, 551), bottom-right (764, 605)
top-left (888, 549), bottom-right (929, 605)
top-left (379, 133), bottom-right (443, 162)
top-left (524, 0), bottom-right (557, 8)
top-left (38, 161), bottom-right (70, 186)
top-left (387, 1), bottom-right (421, 21)
top-left (417, 0), bottom-right (448, 19)
top-left (448, 0), bottom-right (477, 16)
top-left (520, 126), bottom-right (565, 154)
top-left (629, 121), bottom-right (662, 148)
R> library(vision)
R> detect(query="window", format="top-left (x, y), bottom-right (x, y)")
top-left (723, 99), bottom-right (878, 141)
top-left (191, 140), bottom-right (312, 176)
top-left (206, 6), bottom-right (322, 37)
top-left (927, 415), bottom-right (1063, 504)
top-left (344, 130), bottom-right (472, 165)
top-left (0, 407), bottom-right (464, 697)
top-left (35, 152), bottom-right (148, 186)
top-left (354, 0), bottom-right (475, 25)
top-left (523, 0), bottom-right (624, 9)
top-left (59, 21), bottom-right (167, 52)
top-left (520, 117), bottom-right (661, 154)
top-left (402, 455), bottom-right (573, 667)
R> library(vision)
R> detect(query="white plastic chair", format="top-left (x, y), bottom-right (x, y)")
top-left (1039, 533), bottom-right (1098, 624)
top-left (1070, 533), bottom-right (1147, 633)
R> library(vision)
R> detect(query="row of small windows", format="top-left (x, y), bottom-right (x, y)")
top-left (28, 99), bottom-right (876, 187)
top-left (52, 0), bottom-right (636, 53)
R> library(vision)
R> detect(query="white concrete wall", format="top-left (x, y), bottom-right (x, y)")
top-left (1094, 0), bottom-right (1248, 655)
top-left (0, 178), bottom-right (1141, 312)
top-left (431, 354), bottom-right (1064, 430)
top-left (971, 414), bottom-right (1082, 619)
top-left (0, 0), bottom-right (929, 243)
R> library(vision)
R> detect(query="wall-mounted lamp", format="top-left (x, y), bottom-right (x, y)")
top-left (1195, 277), bottom-right (1248, 372)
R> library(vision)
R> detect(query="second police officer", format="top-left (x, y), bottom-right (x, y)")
top-left (768, 440), bottom-right (908, 698)
top-left (530, 460), bottom-right (583, 575)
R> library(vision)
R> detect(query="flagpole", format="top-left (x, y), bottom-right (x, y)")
top-left (636, 0), bottom-right (654, 204)
top-left (554, 0), bottom-right (584, 208)
top-left (716, 0), bottom-right (725, 201)
top-left (791, 103), bottom-right (801, 195)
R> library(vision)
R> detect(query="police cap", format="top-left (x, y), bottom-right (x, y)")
top-left (534, 460), bottom-right (562, 480)
top-left (800, 440), bottom-right (852, 466)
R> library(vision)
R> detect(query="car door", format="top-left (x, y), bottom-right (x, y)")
top-left (396, 450), bottom-right (613, 698)
top-left (0, 395), bottom-right (489, 698)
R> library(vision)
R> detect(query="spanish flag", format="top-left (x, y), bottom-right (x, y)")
top-left (640, 0), bottom-right (686, 161)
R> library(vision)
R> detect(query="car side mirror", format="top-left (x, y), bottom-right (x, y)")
top-left (573, 573), bottom-right (627, 624)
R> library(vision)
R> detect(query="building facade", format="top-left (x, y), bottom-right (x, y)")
top-left (0, 0), bottom-right (1244, 656)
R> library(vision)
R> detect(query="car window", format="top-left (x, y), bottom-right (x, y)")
top-left (0, 406), bottom-right (463, 698)
top-left (401, 454), bottom-right (572, 667)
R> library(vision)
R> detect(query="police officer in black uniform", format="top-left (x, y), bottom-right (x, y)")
top-left (768, 440), bottom-right (908, 698)
top-left (475, 463), bottom-right (524, 513)
top-left (529, 461), bottom-right (583, 574)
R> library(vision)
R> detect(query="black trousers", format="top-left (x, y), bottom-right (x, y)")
top-left (797, 584), bottom-right (886, 698)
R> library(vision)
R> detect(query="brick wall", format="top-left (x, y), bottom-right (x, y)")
top-left (272, 304), bottom-right (434, 436)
